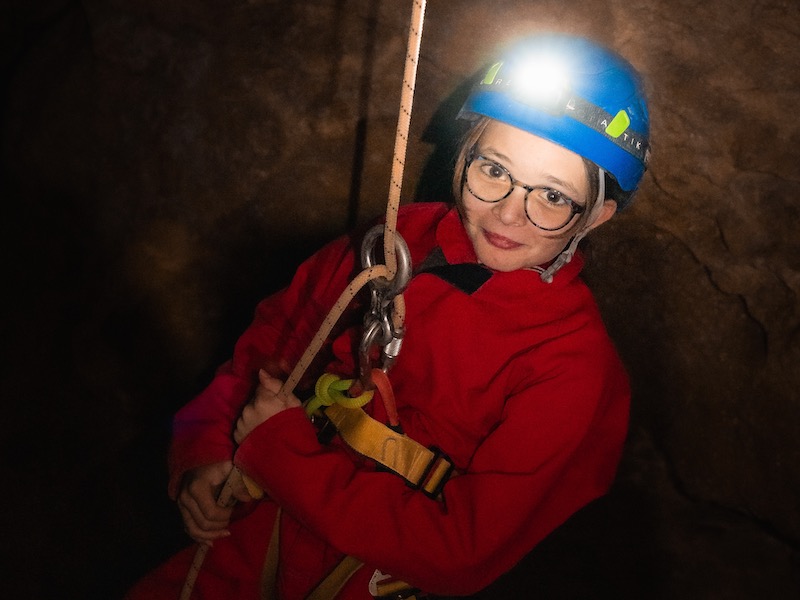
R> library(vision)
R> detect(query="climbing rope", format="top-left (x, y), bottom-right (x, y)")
top-left (179, 1), bottom-right (427, 598)
top-left (384, 0), bottom-right (426, 279)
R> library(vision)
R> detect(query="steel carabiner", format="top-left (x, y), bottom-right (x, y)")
top-left (360, 223), bottom-right (412, 300)
top-left (356, 224), bottom-right (412, 389)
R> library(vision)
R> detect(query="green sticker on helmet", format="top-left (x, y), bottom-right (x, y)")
top-left (482, 62), bottom-right (503, 85)
top-left (605, 110), bottom-right (631, 138)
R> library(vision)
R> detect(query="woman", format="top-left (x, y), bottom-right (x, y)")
top-left (127, 33), bottom-right (650, 599)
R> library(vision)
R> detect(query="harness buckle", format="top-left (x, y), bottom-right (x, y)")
top-left (407, 446), bottom-right (454, 500)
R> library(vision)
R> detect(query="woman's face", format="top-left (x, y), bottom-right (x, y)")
top-left (460, 120), bottom-right (597, 272)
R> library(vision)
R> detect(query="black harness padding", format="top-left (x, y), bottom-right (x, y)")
top-left (416, 246), bottom-right (492, 295)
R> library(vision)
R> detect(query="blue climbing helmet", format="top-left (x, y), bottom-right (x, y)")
top-left (459, 34), bottom-right (650, 208)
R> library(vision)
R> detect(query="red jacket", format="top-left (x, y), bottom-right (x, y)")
top-left (135, 202), bottom-right (629, 599)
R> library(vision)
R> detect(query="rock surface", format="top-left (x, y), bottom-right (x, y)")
top-left (2, 0), bottom-right (798, 598)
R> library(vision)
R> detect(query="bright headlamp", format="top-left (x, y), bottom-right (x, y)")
top-left (507, 55), bottom-right (572, 115)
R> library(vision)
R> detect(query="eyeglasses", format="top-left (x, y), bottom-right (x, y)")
top-left (464, 153), bottom-right (586, 231)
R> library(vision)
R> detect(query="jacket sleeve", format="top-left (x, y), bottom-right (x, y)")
top-left (167, 233), bottom-right (360, 498)
top-left (233, 344), bottom-right (630, 595)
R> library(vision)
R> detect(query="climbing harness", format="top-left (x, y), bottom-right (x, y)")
top-left (179, 1), bottom-right (430, 599)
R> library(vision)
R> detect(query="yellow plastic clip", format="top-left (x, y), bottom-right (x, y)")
top-left (304, 373), bottom-right (374, 416)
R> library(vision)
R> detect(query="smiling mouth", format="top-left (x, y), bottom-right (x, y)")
top-left (483, 229), bottom-right (523, 250)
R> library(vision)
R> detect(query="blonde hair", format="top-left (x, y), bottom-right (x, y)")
top-left (451, 117), bottom-right (601, 232)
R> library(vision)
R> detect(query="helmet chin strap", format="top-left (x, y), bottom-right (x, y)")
top-left (539, 167), bottom-right (606, 284)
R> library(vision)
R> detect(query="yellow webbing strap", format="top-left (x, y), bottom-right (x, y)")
top-left (307, 563), bottom-right (420, 600)
top-left (259, 507), bottom-right (281, 599)
top-left (259, 509), bottom-right (372, 600)
top-left (305, 555), bottom-right (365, 600)
top-left (306, 557), bottom-right (421, 600)
top-left (376, 579), bottom-right (419, 599)
top-left (324, 403), bottom-right (453, 497)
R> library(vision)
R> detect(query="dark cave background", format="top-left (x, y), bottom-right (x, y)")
top-left (2, 1), bottom-right (799, 598)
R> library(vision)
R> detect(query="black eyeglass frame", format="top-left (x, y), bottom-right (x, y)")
top-left (463, 153), bottom-right (587, 232)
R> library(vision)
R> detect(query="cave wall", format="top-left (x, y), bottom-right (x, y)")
top-left (2, 0), bottom-right (798, 598)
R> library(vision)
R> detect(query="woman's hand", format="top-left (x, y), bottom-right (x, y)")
top-left (176, 460), bottom-right (253, 546)
top-left (234, 369), bottom-right (301, 445)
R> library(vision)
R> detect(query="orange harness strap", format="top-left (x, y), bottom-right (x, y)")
top-left (324, 403), bottom-right (454, 498)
